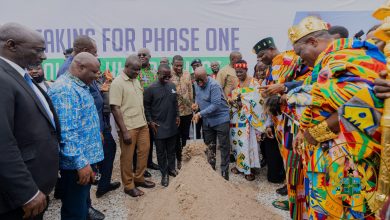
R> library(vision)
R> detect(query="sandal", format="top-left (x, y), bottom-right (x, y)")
top-left (272, 200), bottom-right (289, 211)
top-left (230, 167), bottom-right (242, 174)
top-left (245, 174), bottom-right (255, 181)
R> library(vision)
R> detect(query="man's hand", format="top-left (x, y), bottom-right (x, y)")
top-left (22, 191), bottom-right (47, 219)
top-left (191, 103), bottom-right (199, 111)
top-left (77, 164), bottom-right (95, 185)
top-left (374, 70), bottom-right (390, 99)
top-left (192, 112), bottom-right (201, 124)
top-left (122, 130), bottom-right (132, 145)
top-left (280, 94), bottom-right (288, 105)
top-left (263, 84), bottom-right (286, 97)
top-left (149, 122), bottom-right (159, 135)
top-left (100, 132), bottom-right (104, 145)
top-left (303, 130), bottom-right (318, 146)
top-left (176, 117), bottom-right (180, 127)
top-left (293, 129), bottom-right (304, 154)
top-left (265, 127), bottom-right (274, 139)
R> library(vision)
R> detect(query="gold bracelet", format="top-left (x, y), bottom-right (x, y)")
top-left (308, 120), bottom-right (338, 143)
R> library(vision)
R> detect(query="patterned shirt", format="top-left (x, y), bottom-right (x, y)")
top-left (48, 72), bottom-right (104, 170)
top-left (138, 65), bottom-right (157, 88)
top-left (171, 70), bottom-right (193, 116)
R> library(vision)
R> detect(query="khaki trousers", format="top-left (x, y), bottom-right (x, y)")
top-left (119, 125), bottom-right (150, 190)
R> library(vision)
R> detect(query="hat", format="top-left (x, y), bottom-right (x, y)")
top-left (191, 59), bottom-right (202, 66)
top-left (288, 16), bottom-right (328, 44)
top-left (252, 37), bottom-right (276, 54)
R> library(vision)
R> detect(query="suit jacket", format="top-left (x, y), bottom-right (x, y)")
top-left (0, 59), bottom-right (60, 214)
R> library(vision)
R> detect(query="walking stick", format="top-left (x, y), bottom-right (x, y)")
top-left (372, 3), bottom-right (390, 218)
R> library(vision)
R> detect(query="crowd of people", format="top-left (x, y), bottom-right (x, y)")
top-left (1, 13), bottom-right (390, 220)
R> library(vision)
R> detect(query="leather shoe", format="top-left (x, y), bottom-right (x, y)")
top-left (96, 182), bottom-right (121, 198)
top-left (88, 207), bottom-right (105, 220)
top-left (161, 175), bottom-right (169, 187)
top-left (147, 162), bottom-right (160, 170)
top-left (124, 187), bottom-right (144, 197)
top-left (222, 171), bottom-right (229, 181)
top-left (276, 185), bottom-right (288, 196)
top-left (135, 180), bottom-right (156, 188)
top-left (177, 161), bottom-right (182, 170)
top-left (144, 170), bottom-right (152, 178)
top-left (168, 170), bottom-right (178, 177)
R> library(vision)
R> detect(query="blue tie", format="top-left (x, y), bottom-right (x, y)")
top-left (24, 73), bottom-right (55, 127)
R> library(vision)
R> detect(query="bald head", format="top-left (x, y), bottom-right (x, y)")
top-left (229, 51), bottom-right (242, 66)
top-left (0, 22), bottom-right (46, 68)
top-left (73, 35), bottom-right (97, 56)
top-left (124, 54), bottom-right (141, 79)
top-left (160, 57), bottom-right (169, 65)
top-left (194, 66), bottom-right (208, 87)
top-left (210, 61), bottom-right (220, 74)
top-left (69, 52), bottom-right (100, 85)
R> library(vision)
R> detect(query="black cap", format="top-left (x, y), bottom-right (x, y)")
top-left (64, 48), bottom-right (73, 54)
top-left (191, 58), bottom-right (202, 66)
top-left (252, 37), bottom-right (276, 54)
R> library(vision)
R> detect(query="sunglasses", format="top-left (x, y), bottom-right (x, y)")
top-left (138, 53), bottom-right (149, 57)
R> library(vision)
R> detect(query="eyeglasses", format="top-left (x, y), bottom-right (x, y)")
top-left (138, 53), bottom-right (148, 57)
top-left (195, 79), bottom-right (204, 83)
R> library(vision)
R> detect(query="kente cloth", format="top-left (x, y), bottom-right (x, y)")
top-left (265, 50), bottom-right (302, 85)
top-left (263, 50), bottom-right (311, 219)
top-left (298, 38), bottom-right (386, 219)
top-left (286, 84), bottom-right (313, 220)
top-left (230, 78), bottom-right (266, 174)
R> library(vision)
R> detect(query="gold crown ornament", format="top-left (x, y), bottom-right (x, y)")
top-left (288, 16), bottom-right (328, 44)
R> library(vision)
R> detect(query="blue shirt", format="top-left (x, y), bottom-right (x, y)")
top-left (57, 55), bottom-right (105, 132)
top-left (57, 55), bottom-right (73, 79)
top-left (89, 81), bottom-right (104, 132)
top-left (195, 77), bottom-right (230, 127)
top-left (48, 72), bottom-right (104, 170)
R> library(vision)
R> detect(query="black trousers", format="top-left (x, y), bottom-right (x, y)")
top-left (133, 126), bottom-right (155, 169)
top-left (176, 115), bottom-right (192, 162)
top-left (196, 118), bottom-right (203, 139)
top-left (262, 128), bottom-right (285, 183)
top-left (203, 122), bottom-right (230, 172)
top-left (0, 197), bottom-right (49, 220)
top-left (97, 127), bottom-right (117, 191)
top-left (155, 136), bottom-right (177, 176)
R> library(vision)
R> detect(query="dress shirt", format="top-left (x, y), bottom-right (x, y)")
top-left (48, 72), bottom-right (104, 170)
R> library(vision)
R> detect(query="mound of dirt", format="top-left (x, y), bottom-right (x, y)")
top-left (131, 142), bottom-right (282, 220)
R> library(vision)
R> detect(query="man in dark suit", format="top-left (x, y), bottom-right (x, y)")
top-left (144, 64), bottom-right (180, 187)
top-left (0, 23), bottom-right (60, 220)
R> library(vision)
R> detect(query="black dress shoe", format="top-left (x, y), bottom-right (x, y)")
top-left (144, 170), bottom-right (152, 178)
top-left (161, 175), bottom-right (169, 187)
top-left (177, 161), bottom-right (182, 170)
top-left (168, 170), bottom-right (178, 177)
top-left (276, 185), bottom-right (288, 196)
top-left (96, 182), bottom-right (121, 198)
top-left (221, 171), bottom-right (229, 181)
top-left (147, 162), bottom-right (160, 170)
top-left (88, 207), bottom-right (105, 220)
top-left (135, 180), bottom-right (156, 188)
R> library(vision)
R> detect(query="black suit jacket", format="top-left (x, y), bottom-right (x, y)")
top-left (0, 59), bottom-right (60, 214)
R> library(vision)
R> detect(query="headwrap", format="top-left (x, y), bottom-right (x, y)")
top-left (234, 62), bottom-right (248, 69)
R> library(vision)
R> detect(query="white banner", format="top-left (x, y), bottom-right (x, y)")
top-left (0, 0), bottom-right (383, 79)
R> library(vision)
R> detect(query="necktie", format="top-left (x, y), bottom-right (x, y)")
top-left (24, 73), bottom-right (55, 127)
